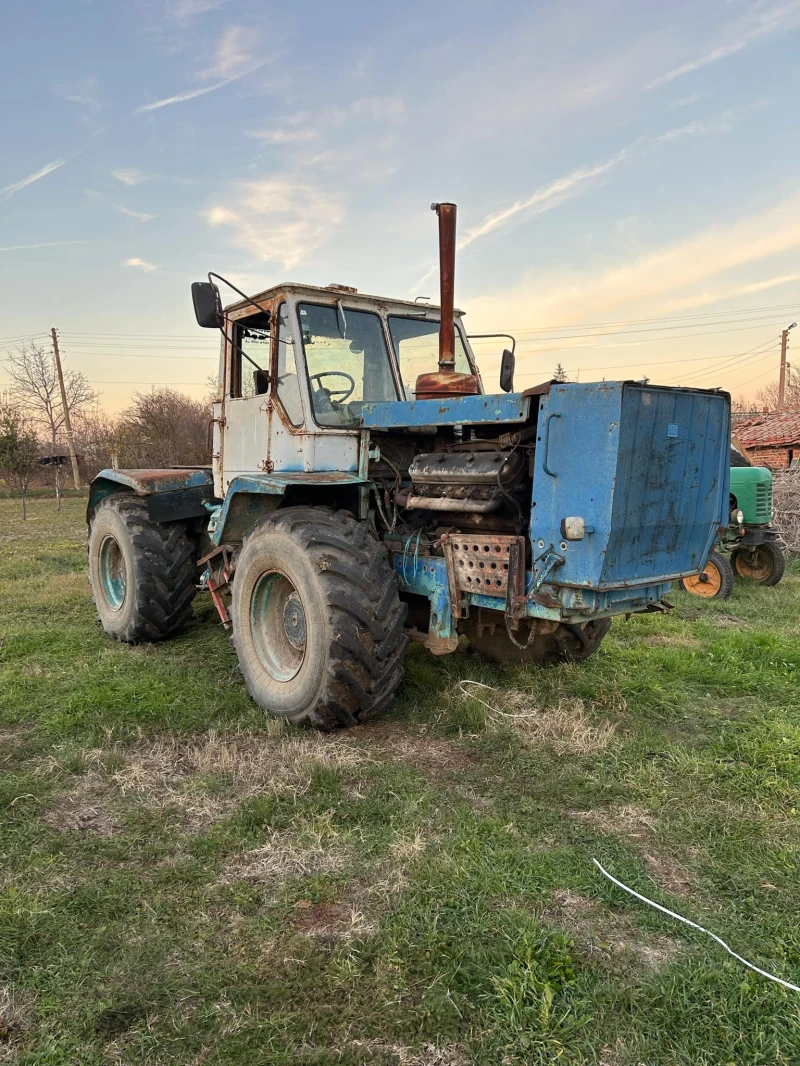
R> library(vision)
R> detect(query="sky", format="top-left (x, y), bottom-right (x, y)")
top-left (1, 0), bottom-right (800, 412)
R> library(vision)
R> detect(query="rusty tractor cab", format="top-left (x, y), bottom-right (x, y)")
top-left (87, 203), bottom-right (731, 730)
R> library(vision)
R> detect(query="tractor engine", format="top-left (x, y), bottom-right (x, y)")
top-left (406, 449), bottom-right (528, 515)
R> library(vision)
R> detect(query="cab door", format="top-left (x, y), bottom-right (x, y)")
top-left (220, 302), bottom-right (273, 492)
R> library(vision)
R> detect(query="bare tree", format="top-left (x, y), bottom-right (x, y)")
top-left (0, 405), bottom-right (40, 519)
top-left (116, 388), bottom-right (209, 468)
top-left (756, 378), bottom-right (800, 411)
top-left (6, 342), bottom-right (95, 449)
top-left (72, 409), bottom-right (119, 479)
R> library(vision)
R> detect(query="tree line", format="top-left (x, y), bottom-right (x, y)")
top-left (0, 341), bottom-right (210, 517)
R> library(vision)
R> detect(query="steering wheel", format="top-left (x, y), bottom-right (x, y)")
top-left (309, 371), bottom-right (356, 402)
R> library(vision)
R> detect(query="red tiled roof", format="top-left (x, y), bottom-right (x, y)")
top-left (736, 410), bottom-right (800, 448)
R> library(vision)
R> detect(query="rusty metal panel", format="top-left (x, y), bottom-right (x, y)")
top-left (441, 533), bottom-right (525, 597)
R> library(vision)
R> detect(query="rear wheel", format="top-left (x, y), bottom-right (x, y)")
top-left (88, 494), bottom-right (198, 642)
top-left (230, 507), bottom-right (408, 729)
top-left (461, 617), bottom-right (611, 664)
top-left (732, 541), bottom-right (785, 586)
top-left (680, 550), bottom-right (734, 599)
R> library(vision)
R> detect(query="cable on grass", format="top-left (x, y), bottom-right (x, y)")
top-left (593, 859), bottom-right (800, 993)
top-left (457, 680), bottom-right (540, 720)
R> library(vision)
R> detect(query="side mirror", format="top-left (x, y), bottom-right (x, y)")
top-left (499, 348), bottom-right (515, 393)
top-left (191, 281), bottom-right (222, 329)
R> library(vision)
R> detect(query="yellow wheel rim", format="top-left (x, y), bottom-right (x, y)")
top-left (734, 547), bottom-right (773, 582)
top-left (683, 560), bottom-right (723, 597)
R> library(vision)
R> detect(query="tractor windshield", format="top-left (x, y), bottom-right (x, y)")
top-left (298, 303), bottom-right (399, 427)
top-left (388, 316), bottom-right (472, 399)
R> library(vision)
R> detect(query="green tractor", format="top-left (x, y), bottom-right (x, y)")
top-left (682, 462), bottom-right (785, 598)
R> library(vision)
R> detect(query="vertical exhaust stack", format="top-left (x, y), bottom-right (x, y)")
top-left (435, 202), bottom-right (457, 371)
top-left (414, 202), bottom-right (479, 401)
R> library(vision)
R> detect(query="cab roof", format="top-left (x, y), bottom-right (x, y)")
top-left (224, 282), bottom-right (463, 316)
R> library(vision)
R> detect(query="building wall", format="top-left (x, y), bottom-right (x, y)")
top-left (744, 445), bottom-right (797, 471)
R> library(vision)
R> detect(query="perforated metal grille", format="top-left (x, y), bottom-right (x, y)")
top-left (447, 536), bottom-right (518, 595)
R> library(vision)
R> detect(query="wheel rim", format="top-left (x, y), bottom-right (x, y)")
top-left (734, 547), bottom-right (773, 582)
top-left (683, 560), bottom-right (723, 597)
top-left (250, 571), bottom-right (306, 682)
top-left (99, 535), bottom-right (126, 610)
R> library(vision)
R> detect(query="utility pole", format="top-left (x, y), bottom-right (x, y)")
top-left (51, 327), bottom-right (81, 490)
top-left (778, 322), bottom-right (797, 410)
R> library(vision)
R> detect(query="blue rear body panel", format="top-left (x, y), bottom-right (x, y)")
top-left (530, 383), bottom-right (730, 593)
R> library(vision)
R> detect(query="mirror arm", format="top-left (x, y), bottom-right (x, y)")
top-left (466, 332), bottom-right (516, 356)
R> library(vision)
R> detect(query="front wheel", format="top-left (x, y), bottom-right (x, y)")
top-left (732, 541), bottom-right (785, 586)
top-left (230, 507), bottom-right (408, 730)
top-left (680, 550), bottom-right (734, 599)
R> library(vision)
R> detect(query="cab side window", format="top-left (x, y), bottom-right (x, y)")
top-left (276, 303), bottom-right (303, 425)
top-left (229, 311), bottom-right (271, 398)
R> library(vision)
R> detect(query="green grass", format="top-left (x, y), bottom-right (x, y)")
top-left (1, 496), bottom-right (800, 1064)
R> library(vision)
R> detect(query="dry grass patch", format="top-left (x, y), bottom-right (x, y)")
top-left (0, 984), bottom-right (35, 1062)
top-left (543, 889), bottom-right (680, 971)
top-left (39, 730), bottom-right (369, 829)
top-left (349, 1041), bottom-right (465, 1065)
top-left (292, 900), bottom-right (376, 942)
top-left (648, 632), bottom-right (702, 648)
top-left (351, 720), bottom-right (476, 777)
top-left (454, 684), bottom-right (618, 754)
top-left (220, 827), bottom-right (350, 887)
top-left (571, 806), bottom-right (695, 896)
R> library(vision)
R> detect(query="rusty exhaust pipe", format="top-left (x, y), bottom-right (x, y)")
top-left (414, 201), bottom-right (477, 400)
top-left (432, 201), bottom-right (456, 371)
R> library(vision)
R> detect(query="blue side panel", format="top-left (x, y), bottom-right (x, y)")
top-left (603, 386), bottom-right (730, 583)
top-left (530, 382), bottom-right (730, 590)
top-left (362, 392), bottom-right (530, 428)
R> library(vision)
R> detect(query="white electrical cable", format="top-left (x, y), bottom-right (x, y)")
top-left (593, 859), bottom-right (800, 993)
top-left (457, 680), bottom-right (540, 719)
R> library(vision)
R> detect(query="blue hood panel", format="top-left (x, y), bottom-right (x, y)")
top-left (361, 392), bottom-right (530, 428)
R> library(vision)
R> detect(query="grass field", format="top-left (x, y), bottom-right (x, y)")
top-left (1, 496), bottom-right (799, 1065)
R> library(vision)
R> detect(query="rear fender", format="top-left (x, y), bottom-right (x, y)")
top-left (88, 468), bottom-right (216, 524)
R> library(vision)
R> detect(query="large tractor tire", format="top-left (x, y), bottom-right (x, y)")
top-left (461, 617), bottom-right (611, 665)
top-left (680, 550), bottom-right (734, 599)
top-left (230, 507), bottom-right (408, 730)
top-left (88, 494), bottom-right (198, 642)
top-left (731, 541), bottom-right (785, 586)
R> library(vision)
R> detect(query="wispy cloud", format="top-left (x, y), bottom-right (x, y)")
top-left (52, 76), bottom-right (101, 109)
top-left (668, 94), bottom-right (700, 110)
top-left (649, 1), bottom-right (800, 89)
top-left (117, 206), bottom-right (155, 222)
top-left (460, 119), bottom-right (733, 251)
top-left (205, 179), bottom-right (343, 269)
top-left (124, 257), bottom-right (157, 272)
top-left (199, 25), bottom-right (254, 79)
top-left (135, 73), bottom-right (246, 113)
top-left (0, 240), bottom-right (91, 253)
top-left (467, 192), bottom-right (800, 330)
top-left (165, 0), bottom-right (227, 24)
top-left (112, 168), bottom-right (145, 185)
top-left (247, 127), bottom-right (317, 144)
top-left (1, 159), bottom-right (65, 200)
top-left (411, 116), bottom-right (735, 290)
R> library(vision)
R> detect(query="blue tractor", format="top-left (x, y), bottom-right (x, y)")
top-left (87, 203), bottom-right (730, 729)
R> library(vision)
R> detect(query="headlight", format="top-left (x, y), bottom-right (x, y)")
top-left (735, 509), bottom-right (744, 525)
